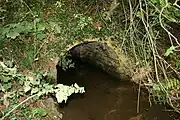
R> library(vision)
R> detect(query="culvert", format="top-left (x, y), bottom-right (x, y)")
top-left (56, 57), bottom-right (179, 120)
top-left (55, 40), bottom-right (180, 120)
top-left (56, 41), bottom-right (134, 83)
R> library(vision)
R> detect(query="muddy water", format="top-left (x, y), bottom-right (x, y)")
top-left (57, 64), bottom-right (179, 120)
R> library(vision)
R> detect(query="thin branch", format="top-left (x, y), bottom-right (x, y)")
top-left (2, 94), bottom-right (37, 120)
top-left (158, 0), bottom-right (180, 46)
top-left (173, 0), bottom-right (180, 9)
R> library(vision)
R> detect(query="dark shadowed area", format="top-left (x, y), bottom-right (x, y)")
top-left (56, 62), bottom-right (179, 120)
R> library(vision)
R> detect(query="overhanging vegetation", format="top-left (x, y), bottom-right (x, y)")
top-left (0, 0), bottom-right (180, 119)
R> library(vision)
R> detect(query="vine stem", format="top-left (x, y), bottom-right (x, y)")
top-left (173, 0), bottom-right (180, 9)
top-left (20, 0), bottom-right (35, 18)
top-left (1, 94), bottom-right (38, 120)
top-left (159, 0), bottom-right (180, 46)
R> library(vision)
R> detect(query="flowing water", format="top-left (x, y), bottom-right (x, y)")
top-left (57, 63), bottom-right (179, 120)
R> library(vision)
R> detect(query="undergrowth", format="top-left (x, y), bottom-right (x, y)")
top-left (0, 0), bottom-right (180, 119)
top-left (0, 0), bottom-right (111, 119)
top-left (0, 61), bottom-right (85, 120)
top-left (120, 0), bottom-right (180, 113)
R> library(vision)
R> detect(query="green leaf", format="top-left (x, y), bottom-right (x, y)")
top-left (54, 25), bottom-right (61, 34)
top-left (48, 22), bottom-right (61, 33)
top-left (136, 11), bottom-right (142, 17)
top-left (0, 27), bottom-right (10, 35)
top-left (30, 78), bottom-right (40, 85)
top-left (21, 21), bottom-right (33, 34)
top-left (2, 83), bottom-right (12, 91)
top-left (24, 85), bottom-right (31, 93)
top-left (37, 23), bottom-right (46, 31)
top-left (34, 18), bottom-right (40, 24)
top-left (36, 73), bottom-right (42, 79)
top-left (165, 46), bottom-right (175, 56)
top-left (13, 24), bottom-right (24, 33)
top-left (6, 31), bottom-right (20, 39)
top-left (23, 46), bottom-right (34, 67)
top-left (176, 61), bottom-right (180, 68)
top-left (3, 94), bottom-right (10, 107)
top-left (36, 32), bottom-right (46, 40)
top-left (31, 87), bottom-right (39, 95)
top-left (0, 35), bottom-right (5, 48)
top-left (7, 21), bottom-right (33, 35)
top-left (24, 81), bottom-right (31, 93)
top-left (32, 108), bottom-right (47, 117)
top-left (1, 76), bottom-right (11, 83)
top-left (48, 22), bottom-right (57, 28)
top-left (0, 35), bottom-right (5, 40)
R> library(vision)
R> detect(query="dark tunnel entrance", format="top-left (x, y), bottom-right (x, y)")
top-left (55, 42), bottom-right (179, 120)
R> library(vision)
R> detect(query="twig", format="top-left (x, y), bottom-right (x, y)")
top-left (33, 32), bottom-right (53, 59)
top-left (139, 0), bottom-right (169, 100)
top-left (158, 0), bottom-right (180, 46)
top-left (173, 0), bottom-right (180, 9)
top-left (20, 0), bottom-right (35, 18)
top-left (137, 78), bottom-right (141, 113)
top-left (139, 0), bottom-right (159, 82)
top-left (2, 94), bottom-right (37, 120)
top-left (33, 39), bottom-right (48, 59)
top-left (128, 0), bottom-right (138, 61)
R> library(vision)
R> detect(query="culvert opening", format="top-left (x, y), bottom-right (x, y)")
top-left (56, 42), bottom-right (180, 120)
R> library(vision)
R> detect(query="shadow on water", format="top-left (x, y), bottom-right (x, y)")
top-left (56, 62), bottom-right (180, 120)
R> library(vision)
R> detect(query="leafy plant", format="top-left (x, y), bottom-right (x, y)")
top-left (23, 45), bottom-right (35, 68)
top-left (0, 61), bottom-right (85, 119)
top-left (152, 78), bottom-right (180, 105)
top-left (149, 0), bottom-right (180, 23)
top-left (0, 21), bottom-right (34, 40)
top-left (0, 62), bottom-right (17, 92)
top-left (164, 46), bottom-right (176, 56)
top-left (176, 61), bottom-right (180, 68)
top-left (31, 108), bottom-right (47, 117)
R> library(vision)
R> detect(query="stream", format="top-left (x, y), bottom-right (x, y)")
top-left (57, 63), bottom-right (179, 120)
